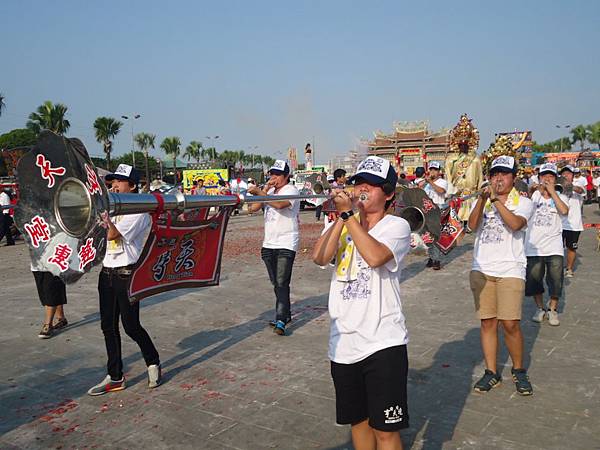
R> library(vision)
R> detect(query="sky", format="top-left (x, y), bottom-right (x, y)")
top-left (1, 0), bottom-right (599, 164)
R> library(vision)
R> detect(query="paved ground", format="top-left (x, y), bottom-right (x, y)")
top-left (1, 207), bottom-right (599, 450)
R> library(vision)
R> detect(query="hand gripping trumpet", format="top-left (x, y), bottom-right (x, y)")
top-left (14, 131), bottom-right (330, 300)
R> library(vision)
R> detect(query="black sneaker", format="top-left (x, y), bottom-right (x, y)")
top-left (511, 368), bottom-right (533, 396)
top-left (426, 258), bottom-right (434, 268)
top-left (432, 260), bottom-right (441, 271)
top-left (473, 369), bottom-right (502, 393)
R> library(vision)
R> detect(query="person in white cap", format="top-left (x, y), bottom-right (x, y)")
top-left (468, 156), bottom-right (535, 395)
top-left (559, 165), bottom-right (585, 277)
top-left (524, 163), bottom-right (569, 326)
top-left (88, 164), bottom-right (161, 395)
top-left (313, 156), bottom-right (411, 450)
top-left (423, 162), bottom-right (448, 270)
top-left (247, 160), bottom-right (300, 336)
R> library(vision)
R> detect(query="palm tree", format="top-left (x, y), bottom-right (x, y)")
top-left (0, 93), bottom-right (5, 117)
top-left (160, 136), bottom-right (182, 182)
top-left (27, 101), bottom-right (71, 135)
top-left (587, 122), bottom-right (600, 150)
top-left (135, 132), bottom-right (156, 190)
top-left (570, 125), bottom-right (588, 151)
top-left (184, 140), bottom-right (203, 163)
top-left (93, 117), bottom-right (123, 171)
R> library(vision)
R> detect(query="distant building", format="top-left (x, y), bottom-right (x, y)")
top-left (362, 120), bottom-right (451, 175)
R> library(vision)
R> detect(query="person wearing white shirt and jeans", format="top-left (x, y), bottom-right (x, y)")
top-left (0, 189), bottom-right (15, 246)
top-left (313, 156), bottom-right (411, 450)
top-left (468, 156), bottom-right (534, 396)
top-left (524, 163), bottom-right (569, 326)
top-left (423, 162), bottom-right (448, 270)
top-left (248, 160), bottom-right (300, 336)
top-left (88, 165), bottom-right (161, 396)
top-left (559, 165), bottom-right (586, 278)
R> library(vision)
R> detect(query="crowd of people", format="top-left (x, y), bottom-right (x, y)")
top-left (10, 144), bottom-right (597, 450)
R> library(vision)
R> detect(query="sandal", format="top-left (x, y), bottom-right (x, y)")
top-left (53, 317), bottom-right (69, 330)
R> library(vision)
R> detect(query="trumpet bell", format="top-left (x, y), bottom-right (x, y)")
top-left (399, 206), bottom-right (425, 233)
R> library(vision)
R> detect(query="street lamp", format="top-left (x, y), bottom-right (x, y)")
top-left (555, 124), bottom-right (571, 152)
top-left (204, 135), bottom-right (220, 163)
top-left (122, 114), bottom-right (141, 166)
top-left (155, 157), bottom-right (163, 180)
top-left (247, 145), bottom-right (258, 168)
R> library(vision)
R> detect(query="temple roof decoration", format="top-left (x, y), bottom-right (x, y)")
top-left (449, 114), bottom-right (479, 153)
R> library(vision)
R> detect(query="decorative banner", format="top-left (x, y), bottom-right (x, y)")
top-left (182, 169), bottom-right (228, 194)
top-left (436, 201), bottom-right (465, 254)
top-left (128, 208), bottom-right (232, 303)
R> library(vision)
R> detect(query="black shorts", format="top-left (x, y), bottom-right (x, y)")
top-left (330, 345), bottom-right (409, 431)
top-left (33, 271), bottom-right (67, 307)
top-left (562, 230), bottom-right (581, 250)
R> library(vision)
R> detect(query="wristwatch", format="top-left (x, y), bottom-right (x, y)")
top-left (340, 210), bottom-right (354, 221)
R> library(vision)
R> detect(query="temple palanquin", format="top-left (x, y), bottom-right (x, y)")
top-left (362, 121), bottom-right (451, 176)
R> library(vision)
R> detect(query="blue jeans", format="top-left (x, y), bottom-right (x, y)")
top-left (525, 255), bottom-right (564, 299)
top-left (261, 247), bottom-right (296, 322)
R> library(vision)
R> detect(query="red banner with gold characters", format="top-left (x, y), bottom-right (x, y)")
top-left (128, 208), bottom-right (232, 303)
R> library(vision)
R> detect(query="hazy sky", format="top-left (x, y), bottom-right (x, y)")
top-left (1, 0), bottom-right (599, 163)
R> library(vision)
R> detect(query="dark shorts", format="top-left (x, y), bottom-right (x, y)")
top-left (562, 230), bottom-right (580, 250)
top-left (330, 345), bottom-right (409, 431)
top-left (525, 255), bottom-right (564, 299)
top-left (33, 271), bottom-right (67, 307)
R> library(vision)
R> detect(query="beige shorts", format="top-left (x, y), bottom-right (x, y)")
top-left (470, 271), bottom-right (525, 320)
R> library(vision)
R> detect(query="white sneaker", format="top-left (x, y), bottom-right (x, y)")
top-left (565, 269), bottom-right (574, 278)
top-left (532, 308), bottom-right (546, 323)
top-left (148, 364), bottom-right (162, 388)
top-left (547, 310), bottom-right (560, 326)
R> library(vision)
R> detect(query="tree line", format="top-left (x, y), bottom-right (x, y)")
top-left (0, 97), bottom-right (279, 181)
top-left (532, 122), bottom-right (600, 153)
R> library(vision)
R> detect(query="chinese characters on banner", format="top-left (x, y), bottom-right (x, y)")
top-left (129, 209), bottom-right (229, 302)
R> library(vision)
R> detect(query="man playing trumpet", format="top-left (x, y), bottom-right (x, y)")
top-left (524, 163), bottom-right (569, 326)
top-left (468, 156), bottom-right (535, 396)
top-left (247, 160), bottom-right (300, 336)
top-left (313, 156), bottom-right (411, 450)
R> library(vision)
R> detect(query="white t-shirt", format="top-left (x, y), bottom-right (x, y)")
top-left (593, 176), bottom-right (600, 196)
top-left (561, 182), bottom-right (585, 232)
top-left (573, 176), bottom-right (587, 199)
top-left (424, 178), bottom-right (448, 205)
top-left (326, 215), bottom-right (411, 364)
top-left (0, 192), bottom-right (10, 207)
top-left (525, 191), bottom-right (568, 257)
top-left (471, 195), bottom-right (534, 279)
top-left (263, 184), bottom-right (300, 252)
top-left (103, 213), bottom-right (152, 267)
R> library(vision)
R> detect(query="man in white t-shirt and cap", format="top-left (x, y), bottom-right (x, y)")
top-left (468, 155), bottom-right (535, 396)
top-left (559, 165), bottom-right (586, 278)
top-left (313, 155), bottom-right (411, 450)
top-left (423, 161), bottom-right (448, 270)
top-left (524, 163), bottom-right (569, 326)
top-left (247, 160), bottom-right (300, 336)
top-left (88, 164), bottom-right (162, 396)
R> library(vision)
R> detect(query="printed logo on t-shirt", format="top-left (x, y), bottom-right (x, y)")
top-left (384, 405), bottom-right (403, 424)
top-left (480, 214), bottom-right (506, 245)
top-left (533, 200), bottom-right (555, 227)
top-left (340, 265), bottom-right (371, 301)
top-left (265, 206), bottom-right (276, 222)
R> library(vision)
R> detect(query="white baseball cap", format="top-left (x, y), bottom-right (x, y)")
top-left (429, 161), bottom-right (441, 170)
top-left (539, 163), bottom-right (558, 176)
top-left (490, 156), bottom-right (516, 174)
top-left (348, 156), bottom-right (398, 186)
top-left (268, 160), bottom-right (290, 175)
